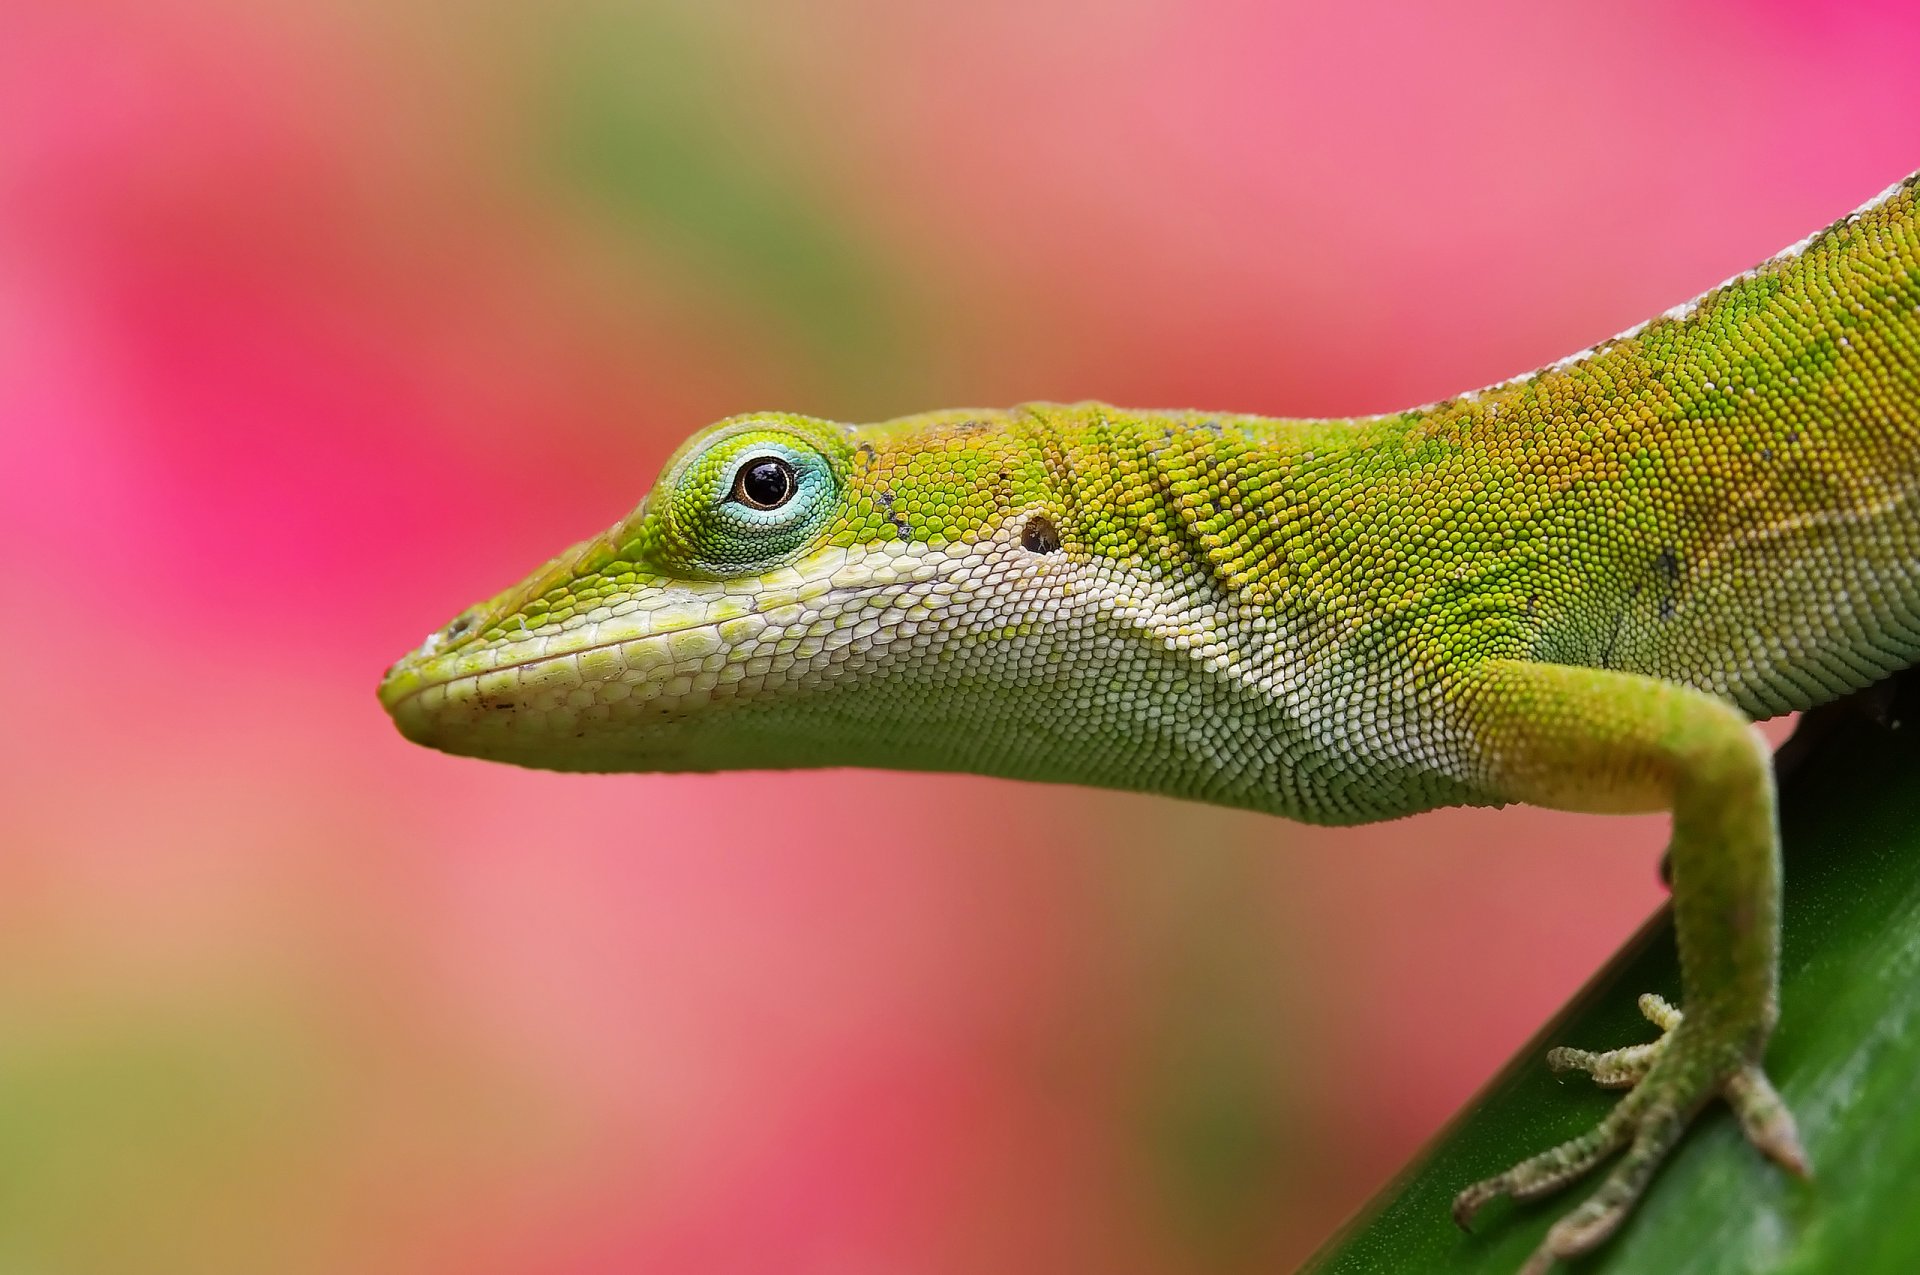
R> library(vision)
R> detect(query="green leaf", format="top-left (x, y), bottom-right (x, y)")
top-left (1305, 678), bottom-right (1920, 1275)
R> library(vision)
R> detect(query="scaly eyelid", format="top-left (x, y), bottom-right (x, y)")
top-left (654, 416), bottom-right (852, 497)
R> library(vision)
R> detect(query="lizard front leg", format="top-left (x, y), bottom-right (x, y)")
top-left (1446, 659), bottom-right (1808, 1274)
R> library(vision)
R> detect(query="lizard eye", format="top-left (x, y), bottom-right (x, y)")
top-left (653, 424), bottom-right (842, 577)
top-left (731, 456), bottom-right (797, 510)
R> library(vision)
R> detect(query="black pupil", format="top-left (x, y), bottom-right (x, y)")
top-left (738, 458), bottom-right (795, 509)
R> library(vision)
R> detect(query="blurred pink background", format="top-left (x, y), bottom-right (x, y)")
top-left (3, 2), bottom-right (1917, 1272)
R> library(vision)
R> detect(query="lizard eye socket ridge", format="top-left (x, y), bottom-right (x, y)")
top-left (658, 426), bottom-right (840, 575)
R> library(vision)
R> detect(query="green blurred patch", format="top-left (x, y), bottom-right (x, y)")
top-left (1117, 824), bottom-right (1302, 1271)
top-left (0, 997), bottom-right (343, 1275)
top-left (1143, 1025), bottom-right (1294, 1266)
top-left (527, 5), bottom-right (925, 404)
top-left (0, 982), bottom-right (554, 1275)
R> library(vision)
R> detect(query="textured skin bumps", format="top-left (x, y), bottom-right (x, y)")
top-left (382, 172), bottom-right (1920, 822)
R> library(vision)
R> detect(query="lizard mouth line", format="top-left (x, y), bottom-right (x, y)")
top-left (378, 581), bottom-right (900, 716)
top-left (380, 614), bottom-right (742, 715)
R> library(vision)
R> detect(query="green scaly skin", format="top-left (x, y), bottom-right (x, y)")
top-left (380, 171), bottom-right (1920, 1272)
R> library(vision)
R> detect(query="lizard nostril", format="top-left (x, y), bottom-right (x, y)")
top-left (446, 612), bottom-right (475, 638)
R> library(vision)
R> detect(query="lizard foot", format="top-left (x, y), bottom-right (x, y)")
top-left (1450, 993), bottom-right (1807, 1275)
top-left (1544, 992), bottom-right (1680, 1088)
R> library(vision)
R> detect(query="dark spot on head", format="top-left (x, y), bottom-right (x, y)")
top-left (1655, 547), bottom-right (1680, 582)
top-left (1658, 596), bottom-right (1676, 621)
top-left (892, 515), bottom-right (912, 541)
top-left (1785, 430), bottom-right (1799, 445)
top-left (1759, 447), bottom-right (1774, 462)
top-left (1020, 514), bottom-right (1062, 554)
top-left (875, 489), bottom-right (894, 508)
top-left (857, 442), bottom-right (877, 466)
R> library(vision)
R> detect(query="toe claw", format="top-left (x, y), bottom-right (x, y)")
top-left (1727, 1063), bottom-right (1811, 1178)
top-left (1544, 1044), bottom-right (1587, 1074)
top-left (1452, 1176), bottom-right (1507, 1231)
top-left (1636, 993), bottom-right (1683, 1031)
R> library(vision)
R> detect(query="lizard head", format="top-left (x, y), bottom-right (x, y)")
top-left (377, 407), bottom-right (1105, 776)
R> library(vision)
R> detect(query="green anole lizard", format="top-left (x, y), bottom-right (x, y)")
top-left (380, 170), bottom-right (1920, 1274)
